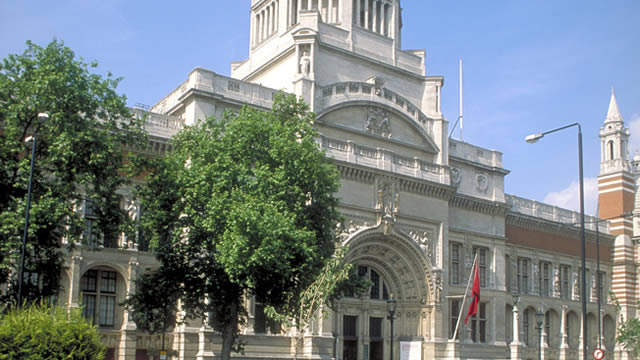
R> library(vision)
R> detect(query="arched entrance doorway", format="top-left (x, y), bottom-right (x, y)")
top-left (336, 222), bottom-right (434, 360)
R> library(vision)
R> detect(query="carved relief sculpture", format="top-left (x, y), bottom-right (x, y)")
top-left (366, 107), bottom-right (392, 138)
top-left (475, 173), bottom-right (489, 194)
top-left (450, 167), bottom-right (462, 187)
top-left (553, 266), bottom-right (561, 297)
top-left (573, 272), bottom-right (580, 301)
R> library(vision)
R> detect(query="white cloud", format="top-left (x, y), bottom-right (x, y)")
top-left (628, 113), bottom-right (640, 156)
top-left (543, 177), bottom-right (599, 216)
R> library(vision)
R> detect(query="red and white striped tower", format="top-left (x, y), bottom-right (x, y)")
top-left (598, 89), bottom-right (637, 321)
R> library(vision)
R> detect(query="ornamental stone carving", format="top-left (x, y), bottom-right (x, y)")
top-left (573, 272), bottom-right (581, 301)
top-left (409, 231), bottom-right (432, 261)
top-left (475, 173), bottom-right (489, 194)
top-left (366, 107), bottom-right (391, 138)
top-left (450, 167), bottom-right (462, 187)
top-left (433, 269), bottom-right (443, 304)
top-left (553, 266), bottom-right (561, 297)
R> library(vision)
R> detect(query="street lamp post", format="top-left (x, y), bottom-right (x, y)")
top-left (17, 112), bottom-right (48, 306)
top-left (387, 296), bottom-right (397, 360)
top-left (526, 123), bottom-right (588, 360)
top-left (536, 307), bottom-right (544, 360)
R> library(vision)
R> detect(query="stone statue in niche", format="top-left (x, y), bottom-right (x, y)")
top-left (126, 199), bottom-right (139, 221)
top-left (573, 273), bottom-right (581, 301)
top-left (532, 262), bottom-right (539, 295)
top-left (298, 45), bottom-right (311, 75)
top-left (366, 107), bottom-right (391, 138)
top-left (377, 182), bottom-right (393, 216)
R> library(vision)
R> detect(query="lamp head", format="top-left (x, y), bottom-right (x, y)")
top-left (37, 113), bottom-right (49, 124)
top-left (387, 295), bottom-right (398, 315)
top-left (525, 133), bottom-right (544, 144)
top-left (535, 306), bottom-right (545, 326)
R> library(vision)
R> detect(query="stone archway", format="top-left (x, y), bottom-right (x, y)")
top-left (335, 221), bottom-right (434, 360)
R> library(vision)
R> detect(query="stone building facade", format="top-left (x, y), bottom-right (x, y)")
top-left (54, 1), bottom-right (637, 359)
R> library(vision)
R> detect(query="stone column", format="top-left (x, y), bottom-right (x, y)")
top-left (578, 315), bottom-right (585, 360)
top-left (118, 258), bottom-right (139, 360)
top-left (510, 304), bottom-right (522, 360)
top-left (68, 254), bottom-right (83, 308)
top-left (372, 0), bottom-right (377, 32)
top-left (355, 0), bottom-right (360, 26)
top-left (364, 0), bottom-right (368, 29)
top-left (196, 298), bottom-right (215, 360)
top-left (328, 0), bottom-right (333, 22)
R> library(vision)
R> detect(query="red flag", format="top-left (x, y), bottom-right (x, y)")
top-left (464, 261), bottom-right (480, 324)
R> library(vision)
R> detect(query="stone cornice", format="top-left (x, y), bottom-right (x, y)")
top-left (334, 161), bottom-right (454, 201)
top-left (506, 212), bottom-right (616, 244)
top-left (449, 193), bottom-right (510, 216)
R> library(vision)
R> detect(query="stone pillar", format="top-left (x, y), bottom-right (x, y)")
top-left (510, 305), bottom-right (522, 360)
top-left (118, 258), bottom-right (139, 360)
top-left (372, 0), bottom-right (377, 32)
top-left (364, 0), bottom-right (368, 29)
top-left (328, 0), bottom-right (333, 22)
top-left (68, 254), bottom-right (83, 308)
top-left (578, 315), bottom-right (585, 360)
top-left (196, 298), bottom-right (215, 360)
top-left (355, 0), bottom-right (360, 26)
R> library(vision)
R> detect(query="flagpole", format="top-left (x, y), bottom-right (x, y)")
top-left (452, 253), bottom-right (478, 342)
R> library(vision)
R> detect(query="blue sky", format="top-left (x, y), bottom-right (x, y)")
top-left (2, 1), bottom-right (638, 215)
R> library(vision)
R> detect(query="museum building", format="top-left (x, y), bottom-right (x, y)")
top-left (56, 1), bottom-right (638, 359)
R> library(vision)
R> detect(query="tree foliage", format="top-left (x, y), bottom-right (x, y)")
top-left (615, 300), bottom-right (640, 357)
top-left (132, 94), bottom-right (341, 360)
top-left (0, 40), bottom-right (147, 303)
top-left (0, 302), bottom-right (106, 359)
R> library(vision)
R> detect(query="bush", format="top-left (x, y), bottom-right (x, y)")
top-left (0, 303), bottom-right (105, 359)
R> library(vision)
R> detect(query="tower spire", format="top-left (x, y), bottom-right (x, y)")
top-left (605, 87), bottom-right (624, 124)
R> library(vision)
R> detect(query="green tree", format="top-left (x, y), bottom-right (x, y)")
top-left (0, 40), bottom-right (147, 303)
top-left (0, 302), bottom-right (106, 359)
top-left (133, 94), bottom-right (341, 360)
top-left (615, 301), bottom-right (640, 357)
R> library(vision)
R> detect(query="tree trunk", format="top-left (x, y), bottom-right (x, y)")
top-left (219, 302), bottom-right (239, 360)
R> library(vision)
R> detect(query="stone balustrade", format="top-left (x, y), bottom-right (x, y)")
top-left (506, 194), bottom-right (608, 233)
top-left (320, 135), bottom-right (446, 183)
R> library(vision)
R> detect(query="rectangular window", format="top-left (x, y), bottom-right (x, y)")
top-left (450, 300), bottom-right (460, 340)
top-left (471, 302), bottom-right (487, 343)
top-left (598, 271), bottom-right (605, 304)
top-left (369, 317), bottom-right (383, 360)
top-left (473, 247), bottom-right (488, 288)
top-left (560, 265), bottom-right (570, 299)
top-left (506, 255), bottom-right (511, 292)
top-left (523, 309), bottom-right (530, 346)
top-left (517, 258), bottom-right (529, 294)
top-left (81, 269), bottom-right (116, 327)
top-left (343, 315), bottom-right (358, 360)
top-left (539, 261), bottom-right (551, 296)
top-left (450, 243), bottom-right (461, 285)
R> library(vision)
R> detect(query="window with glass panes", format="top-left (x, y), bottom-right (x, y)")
top-left (470, 302), bottom-right (487, 343)
top-left (544, 312), bottom-right (550, 345)
top-left (472, 247), bottom-right (488, 287)
top-left (83, 199), bottom-right (100, 247)
top-left (450, 243), bottom-right (462, 285)
top-left (560, 265), bottom-right (570, 299)
top-left (450, 299), bottom-right (460, 340)
top-left (517, 258), bottom-right (529, 294)
top-left (81, 269), bottom-right (116, 327)
top-left (523, 309), bottom-right (530, 346)
top-left (356, 266), bottom-right (389, 300)
top-left (369, 317), bottom-right (383, 360)
top-left (539, 261), bottom-right (551, 296)
top-left (343, 315), bottom-right (358, 360)
top-left (598, 271), bottom-right (605, 304)
top-left (254, 297), bottom-right (281, 334)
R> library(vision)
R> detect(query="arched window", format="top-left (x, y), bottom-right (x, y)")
top-left (353, 265), bottom-right (390, 300)
top-left (608, 140), bottom-right (614, 160)
top-left (81, 268), bottom-right (117, 327)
